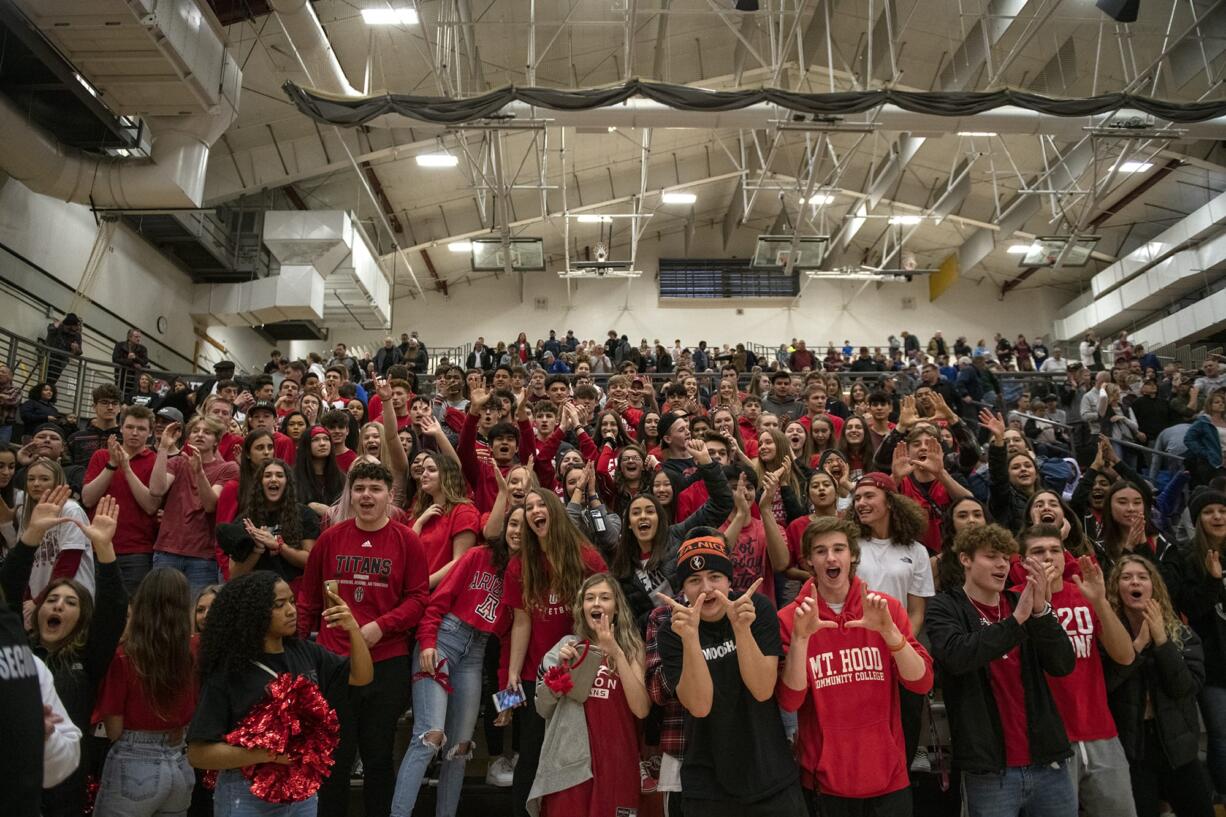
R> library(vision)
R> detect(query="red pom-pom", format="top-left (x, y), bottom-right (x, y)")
top-left (543, 665), bottom-right (574, 695)
top-left (222, 672), bottom-right (340, 803)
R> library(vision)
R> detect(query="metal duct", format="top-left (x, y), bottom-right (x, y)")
top-left (268, 0), bottom-right (363, 97)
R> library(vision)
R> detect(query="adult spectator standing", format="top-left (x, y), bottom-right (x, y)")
top-left (904, 331), bottom-right (921, 356)
top-left (82, 406), bottom-right (160, 592)
top-left (1015, 334), bottom-right (1034, 371)
top-left (263, 349), bottom-right (282, 374)
top-left (761, 371), bottom-right (803, 423)
top-left (192, 360), bottom-right (236, 408)
top-left (149, 416), bottom-right (237, 592)
top-left (0, 363), bottom-right (18, 444)
top-left (396, 332), bottom-right (412, 359)
top-left (788, 340), bottom-right (816, 372)
top-left (328, 342), bottom-right (362, 383)
top-left (373, 336), bottom-right (402, 376)
top-left (927, 331), bottom-right (948, 359)
top-left (43, 313), bottom-right (81, 387)
top-left (402, 339), bottom-right (428, 375)
top-left (927, 524), bottom-right (1077, 817)
top-left (1080, 371), bottom-right (1111, 437)
top-left (563, 329), bottom-right (579, 353)
top-left (110, 328), bottom-right (149, 400)
top-left (1190, 357), bottom-right (1226, 411)
top-left (67, 385), bottom-right (122, 468)
top-left (543, 329), bottom-right (562, 358)
top-left (955, 356), bottom-right (985, 420)
top-left (1032, 336), bottom-right (1050, 370)
top-left (1080, 332), bottom-right (1102, 370)
top-left (919, 361), bottom-right (959, 409)
top-left (1040, 347), bottom-right (1069, 373)
top-left (467, 338), bottom-right (493, 371)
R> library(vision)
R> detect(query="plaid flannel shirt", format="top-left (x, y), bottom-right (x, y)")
top-left (645, 602), bottom-right (687, 757)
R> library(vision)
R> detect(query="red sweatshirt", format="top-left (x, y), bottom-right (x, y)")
top-left (777, 577), bottom-right (933, 798)
top-left (458, 413), bottom-right (537, 512)
top-left (417, 546), bottom-right (511, 649)
top-left (297, 518), bottom-right (429, 663)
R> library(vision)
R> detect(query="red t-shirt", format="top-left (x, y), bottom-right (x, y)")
top-left (219, 433), bottom-right (244, 463)
top-left (786, 516), bottom-right (812, 572)
top-left (155, 456), bottom-right (239, 560)
top-left (274, 432), bottom-right (296, 465)
top-left (335, 448), bottom-right (357, 473)
top-left (412, 503), bottom-right (481, 576)
top-left (720, 517), bottom-right (775, 606)
top-left (970, 595), bottom-right (1030, 766)
top-left (1046, 582), bottom-right (1117, 742)
top-left (297, 518), bottom-right (429, 663)
top-left (93, 644), bottom-right (197, 730)
top-left (84, 448), bottom-right (157, 555)
top-left (503, 547), bottom-right (607, 681)
top-left (541, 663), bottom-right (641, 817)
top-left (417, 546), bottom-right (511, 648)
top-left (799, 412), bottom-right (845, 439)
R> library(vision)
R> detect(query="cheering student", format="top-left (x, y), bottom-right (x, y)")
top-left (1105, 555), bottom-right (1215, 817)
top-left (410, 451), bottom-right (480, 589)
top-left (390, 516), bottom-right (514, 817)
top-left (777, 517), bottom-right (933, 816)
top-left (221, 459), bottom-right (319, 586)
top-left (529, 574), bottom-right (651, 817)
top-left (16, 458), bottom-right (95, 600)
top-left (294, 426), bottom-right (345, 515)
top-left (1013, 525), bottom-right (1138, 817)
top-left (1, 489), bottom-right (126, 817)
top-left (188, 571), bottom-right (373, 817)
top-left (656, 532), bottom-right (805, 817)
top-left (926, 524), bottom-right (1077, 817)
top-left (297, 462), bottom-right (430, 817)
top-left (92, 568), bottom-right (196, 817)
top-left (504, 488), bottom-right (607, 817)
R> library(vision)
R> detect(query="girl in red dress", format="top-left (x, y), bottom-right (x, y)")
top-left (532, 573), bottom-right (650, 817)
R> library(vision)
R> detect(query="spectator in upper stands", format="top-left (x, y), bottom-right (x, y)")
top-left (263, 348), bottom-right (283, 374)
top-left (328, 342), bottom-right (362, 383)
top-left (43, 313), bottom-right (81, 387)
top-left (374, 337), bottom-right (402, 376)
top-left (927, 331), bottom-right (948, 358)
top-left (20, 383), bottom-right (63, 430)
top-left (111, 328), bottom-right (149, 400)
top-left (0, 364), bottom-right (17, 444)
top-left (788, 340), bottom-right (816, 372)
top-left (67, 385), bottom-right (122, 468)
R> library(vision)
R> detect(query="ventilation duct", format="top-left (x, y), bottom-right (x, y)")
top-left (268, 0), bottom-right (363, 97)
top-left (0, 0), bottom-right (241, 208)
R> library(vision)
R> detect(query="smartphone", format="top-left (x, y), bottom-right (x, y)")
top-left (492, 686), bottom-right (526, 712)
top-left (324, 579), bottom-right (339, 598)
top-left (181, 443), bottom-right (197, 459)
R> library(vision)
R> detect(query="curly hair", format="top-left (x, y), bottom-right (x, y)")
top-left (852, 490), bottom-right (929, 546)
top-left (238, 459), bottom-right (304, 549)
top-left (126, 567), bottom-right (193, 718)
top-left (199, 571), bottom-right (283, 679)
top-left (1107, 554), bottom-right (1186, 649)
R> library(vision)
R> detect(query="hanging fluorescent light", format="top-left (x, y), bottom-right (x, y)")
top-left (1119, 161), bottom-right (1153, 173)
top-left (361, 8), bottom-right (419, 25)
top-left (805, 194), bottom-right (836, 205)
top-left (958, 131), bottom-right (996, 137)
top-left (1006, 243), bottom-right (1036, 254)
top-left (448, 241), bottom-right (472, 253)
top-left (661, 191), bottom-right (697, 204)
top-left (577, 215), bottom-right (612, 223)
top-left (889, 215), bottom-right (923, 225)
top-left (416, 153), bottom-right (459, 168)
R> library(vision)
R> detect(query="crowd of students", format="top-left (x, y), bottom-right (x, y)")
top-left (2, 327), bottom-right (1226, 817)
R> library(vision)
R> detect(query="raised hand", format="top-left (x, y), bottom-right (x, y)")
top-left (23, 484), bottom-right (74, 541)
top-left (760, 468), bottom-right (782, 508)
top-left (686, 437), bottom-right (712, 465)
top-left (845, 584), bottom-right (902, 641)
top-left (932, 392), bottom-right (957, 422)
top-left (469, 387), bottom-right (490, 415)
top-left (1071, 555), bottom-right (1106, 604)
top-left (890, 442), bottom-right (914, 482)
top-left (376, 378), bottom-right (393, 403)
top-left (159, 422), bottom-right (182, 453)
top-left (592, 608), bottom-right (620, 657)
top-left (713, 577), bottom-right (761, 632)
top-left (897, 396), bottom-right (919, 430)
top-left (418, 415), bottom-right (444, 438)
top-left (323, 587), bottom-right (359, 633)
top-left (657, 591), bottom-right (704, 642)
top-left (978, 408), bottom-right (1006, 440)
top-left (71, 494), bottom-right (119, 558)
top-left (1142, 599), bottom-right (1167, 646)
top-left (1206, 549), bottom-right (1223, 580)
top-left (731, 472), bottom-right (750, 517)
top-left (791, 586), bottom-right (838, 639)
top-left (1025, 555), bottom-right (1052, 604)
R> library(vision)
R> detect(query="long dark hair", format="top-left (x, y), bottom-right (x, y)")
top-left (520, 489), bottom-right (594, 611)
top-left (1024, 489), bottom-right (1087, 557)
top-left (1101, 480), bottom-right (1153, 564)
top-left (237, 429), bottom-right (275, 503)
top-left (31, 577), bottom-right (95, 672)
top-left (294, 433), bottom-right (344, 505)
top-left (0, 444), bottom-right (17, 509)
top-left (199, 571), bottom-right (284, 678)
top-left (613, 492), bottom-right (671, 579)
top-left (838, 414), bottom-right (872, 472)
top-left (935, 497), bottom-right (991, 590)
top-left (126, 568), bottom-right (193, 717)
top-left (637, 410), bottom-right (661, 450)
top-left (239, 459), bottom-right (304, 549)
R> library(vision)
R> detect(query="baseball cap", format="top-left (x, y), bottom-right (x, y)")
top-left (247, 400), bottom-right (276, 415)
top-left (156, 407), bottom-right (184, 424)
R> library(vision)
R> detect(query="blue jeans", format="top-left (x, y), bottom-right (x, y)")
top-left (152, 551), bottom-right (218, 595)
top-left (116, 552), bottom-right (153, 595)
top-left (94, 731), bottom-right (193, 817)
top-left (0, 424), bottom-right (12, 445)
top-left (390, 614), bottom-right (488, 817)
top-left (214, 769), bottom-right (317, 816)
top-left (1200, 684), bottom-right (1226, 795)
top-left (962, 760), bottom-right (1077, 817)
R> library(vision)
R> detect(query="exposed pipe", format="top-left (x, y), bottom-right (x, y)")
top-left (269, 0), bottom-right (364, 97)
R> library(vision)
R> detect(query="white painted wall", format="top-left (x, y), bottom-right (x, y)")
top-left (0, 179), bottom-right (267, 373)
top-left (326, 238), bottom-right (1067, 356)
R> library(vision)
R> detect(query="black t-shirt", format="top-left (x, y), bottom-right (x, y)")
top-left (188, 639), bottom-right (348, 744)
top-left (66, 424), bottom-right (119, 468)
top-left (657, 592), bottom-right (797, 803)
top-left (0, 607), bottom-right (44, 817)
top-left (246, 505), bottom-right (321, 584)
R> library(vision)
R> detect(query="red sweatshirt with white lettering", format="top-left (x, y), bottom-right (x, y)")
top-left (297, 518), bottom-right (429, 663)
top-left (776, 577), bottom-right (933, 798)
top-left (417, 546), bottom-right (511, 649)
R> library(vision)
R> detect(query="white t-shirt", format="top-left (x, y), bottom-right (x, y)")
top-left (857, 537), bottom-right (934, 604)
top-left (20, 500), bottom-right (95, 599)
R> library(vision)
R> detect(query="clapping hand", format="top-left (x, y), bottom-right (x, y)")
top-left (686, 437), bottom-right (711, 465)
top-left (1071, 555), bottom-right (1106, 604)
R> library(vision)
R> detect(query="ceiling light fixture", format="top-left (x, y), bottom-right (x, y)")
top-left (661, 191), bottom-right (697, 204)
top-left (1006, 244), bottom-right (1036, 254)
top-left (577, 215), bottom-right (612, 223)
top-left (448, 241), bottom-right (472, 253)
top-left (361, 8), bottom-right (419, 25)
top-left (889, 215), bottom-right (923, 225)
top-left (416, 152), bottom-right (459, 168)
top-left (958, 131), bottom-right (996, 137)
top-left (1119, 161), bottom-right (1153, 173)
top-left (805, 194), bottom-right (836, 205)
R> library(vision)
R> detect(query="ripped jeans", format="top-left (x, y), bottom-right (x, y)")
top-left (390, 614), bottom-right (489, 817)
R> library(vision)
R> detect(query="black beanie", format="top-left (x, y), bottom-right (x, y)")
top-left (1190, 489), bottom-right (1226, 522)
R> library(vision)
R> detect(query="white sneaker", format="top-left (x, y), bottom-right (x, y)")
top-left (486, 755), bottom-right (515, 787)
top-left (910, 747), bottom-right (931, 773)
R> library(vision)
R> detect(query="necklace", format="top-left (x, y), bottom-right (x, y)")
top-left (968, 595), bottom-right (1004, 624)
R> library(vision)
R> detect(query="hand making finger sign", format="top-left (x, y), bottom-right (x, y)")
top-left (845, 584), bottom-right (902, 642)
top-left (657, 591), bottom-right (705, 642)
top-left (791, 585), bottom-right (838, 639)
top-left (713, 577), bottom-right (762, 632)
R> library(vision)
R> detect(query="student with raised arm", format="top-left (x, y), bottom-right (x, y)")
top-left (656, 533), bottom-right (804, 816)
top-left (926, 524), bottom-right (1077, 817)
top-left (777, 517), bottom-right (933, 816)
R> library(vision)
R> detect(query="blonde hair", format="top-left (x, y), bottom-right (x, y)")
top-left (571, 573), bottom-right (644, 660)
top-left (1107, 554), bottom-right (1186, 648)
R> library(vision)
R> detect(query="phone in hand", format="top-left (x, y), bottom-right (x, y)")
top-left (181, 443), bottom-right (197, 459)
top-left (324, 579), bottom-right (339, 598)
top-left (492, 686), bottom-right (526, 712)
